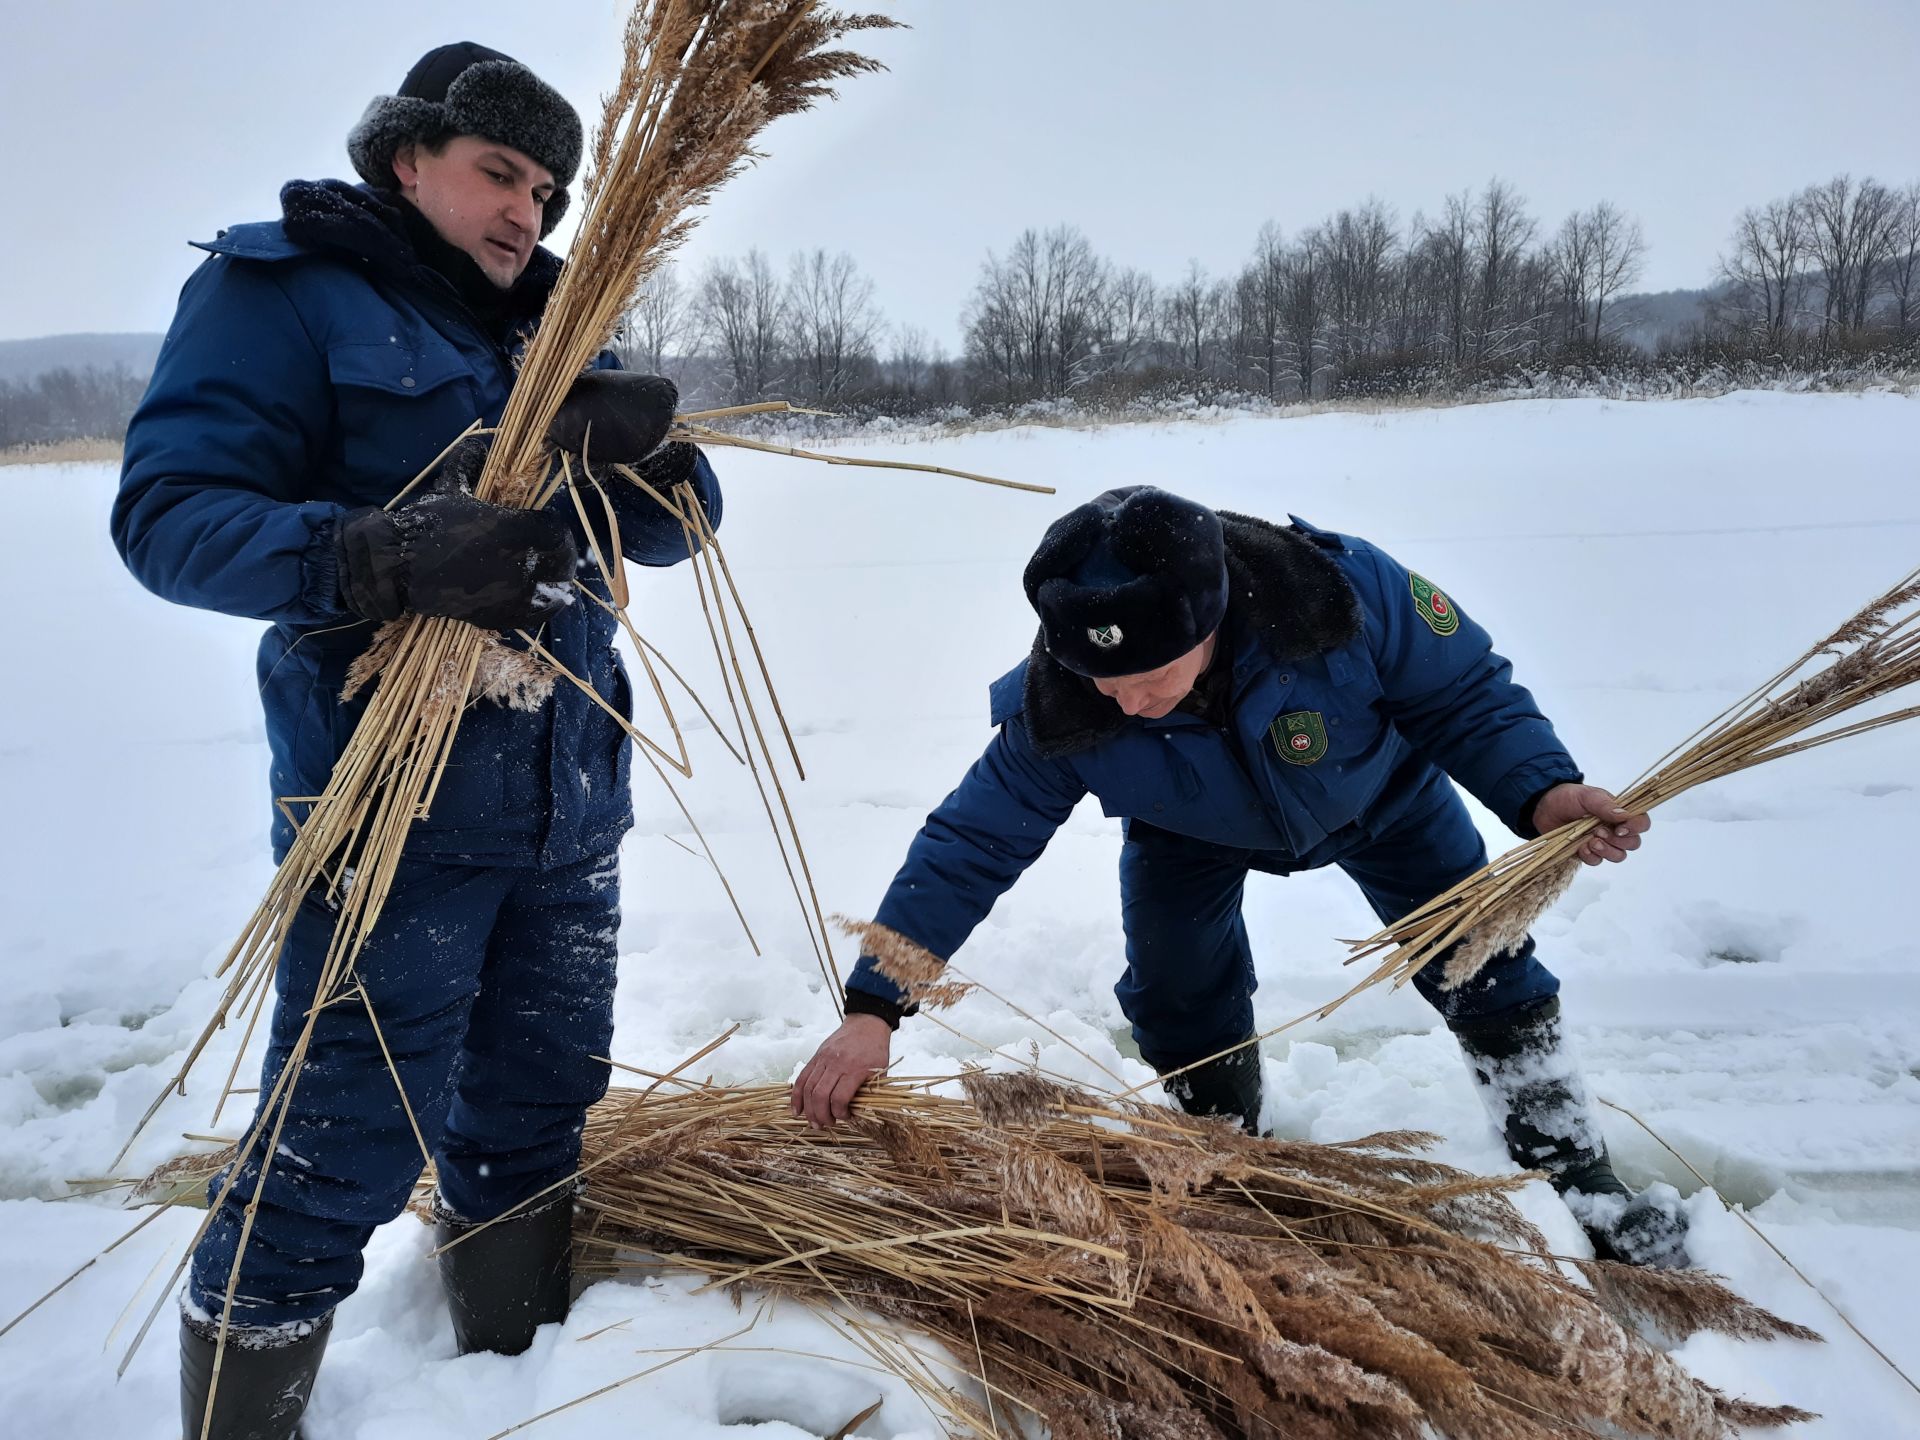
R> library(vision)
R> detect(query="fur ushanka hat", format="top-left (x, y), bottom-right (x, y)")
top-left (346, 41), bottom-right (583, 238)
top-left (1023, 486), bottom-right (1231, 678)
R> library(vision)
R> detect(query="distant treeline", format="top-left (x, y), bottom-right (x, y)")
top-left (630, 172), bottom-right (1920, 414)
top-left (12, 172), bottom-right (1919, 450)
top-left (0, 365), bottom-right (147, 450)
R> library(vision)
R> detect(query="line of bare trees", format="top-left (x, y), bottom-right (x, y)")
top-left (630, 180), bottom-right (1664, 410)
top-left (614, 247), bottom-right (957, 410)
top-left (618, 172), bottom-right (1920, 415)
top-left (0, 365), bottom-right (147, 450)
top-left (961, 185), bottom-right (1656, 404)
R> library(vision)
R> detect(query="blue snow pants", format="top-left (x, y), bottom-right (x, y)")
top-left (189, 852), bottom-right (620, 1329)
top-left (1116, 777), bottom-right (1559, 1072)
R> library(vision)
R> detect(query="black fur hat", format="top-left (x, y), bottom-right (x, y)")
top-left (346, 42), bottom-right (583, 238)
top-left (1023, 487), bottom-right (1230, 678)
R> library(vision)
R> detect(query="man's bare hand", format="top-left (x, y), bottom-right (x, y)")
top-left (1531, 782), bottom-right (1650, 865)
top-left (790, 1014), bottom-right (892, 1128)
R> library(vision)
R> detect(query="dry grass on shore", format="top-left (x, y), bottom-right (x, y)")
top-left (0, 439), bottom-right (122, 467)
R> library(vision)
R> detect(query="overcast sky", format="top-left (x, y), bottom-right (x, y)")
top-left (7, 0), bottom-right (1919, 348)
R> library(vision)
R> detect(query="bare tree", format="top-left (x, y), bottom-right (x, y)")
top-left (621, 262), bottom-right (690, 377)
top-left (1325, 200), bottom-right (1397, 362)
top-left (1886, 182), bottom-right (1920, 336)
top-left (695, 249), bottom-right (786, 401)
top-left (1718, 199), bottom-right (1807, 346)
top-left (1426, 192), bottom-right (1477, 365)
top-left (1280, 228), bottom-right (1328, 398)
top-left (1475, 180), bottom-right (1540, 363)
top-left (1163, 260), bottom-right (1217, 375)
top-left (1099, 266), bottom-right (1159, 376)
top-left (1552, 210), bottom-right (1598, 343)
top-left (1800, 174), bottom-right (1902, 338)
top-left (963, 226), bottom-right (1110, 400)
top-left (1586, 201), bottom-right (1646, 344)
top-left (888, 325), bottom-right (932, 398)
top-left (784, 248), bottom-right (881, 404)
top-left (1555, 202), bottom-right (1646, 345)
top-left (1235, 223), bottom-right (1286, 398)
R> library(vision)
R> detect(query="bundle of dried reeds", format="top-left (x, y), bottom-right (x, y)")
top-left (136, 1077), bottom-right (1816, 1439)
top-left (1320, 563), bottom-right (1920, 1019)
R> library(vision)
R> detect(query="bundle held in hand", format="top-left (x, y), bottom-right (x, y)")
top-left (1331, 562), bottom-right (1920, 1014)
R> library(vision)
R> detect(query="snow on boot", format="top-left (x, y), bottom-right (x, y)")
top-left (1452, 997), bottom-right (1692, 1269)
top-left (435, 1190), bottom-right (574, 1356)
top-left (179, 1311), bottom-right (329, 1440)
top-left (1159, 1040), bottom-right (1263, 1134)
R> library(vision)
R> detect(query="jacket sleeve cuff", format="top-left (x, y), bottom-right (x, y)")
top-left (843, 987), bottom-right (911, 1030)
top-left (301, 506), bottom-right (352, 621)
top-left (1500, 763), bottom-right (1584, 838)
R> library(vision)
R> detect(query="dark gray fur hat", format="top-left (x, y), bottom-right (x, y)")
top-left (347, 42), bottom-right (583, 238)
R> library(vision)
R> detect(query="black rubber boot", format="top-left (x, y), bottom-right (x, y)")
top-left (1453, 997), bottom-right (1691, 1268)
top-left (179, 1312), bottom-right (329, 1440)
top-left (1157, 1040), bottom-right (1264, 1134)
top-left (435, 1191), bottom-right (574, 1356)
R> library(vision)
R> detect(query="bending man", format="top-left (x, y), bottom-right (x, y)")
top-left (793, 486), bottom-right (1687, 1271)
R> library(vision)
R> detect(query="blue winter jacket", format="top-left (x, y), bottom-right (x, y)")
top-left (845, 509), bottom-right (1582, 1010)
top-left (111, 181), bottom-right (720, 867)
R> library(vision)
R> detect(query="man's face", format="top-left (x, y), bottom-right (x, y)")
top-left (391, 135), bottom-right (554, 288)
top-left (1091, 632), bottom-right (1218, 719)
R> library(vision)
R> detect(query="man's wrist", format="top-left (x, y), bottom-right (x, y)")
top-left (1516, 773), bottom-right (1583, 839)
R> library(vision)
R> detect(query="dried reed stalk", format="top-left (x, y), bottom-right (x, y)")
top-left (134, 1077), bottom-right (1821, 1439)
top-left (1317, 563), bottom-right (1920, 1017)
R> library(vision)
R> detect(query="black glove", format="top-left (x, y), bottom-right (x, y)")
top-left (625, 440), bottom-right (701, 489)
top-left (547, 371), bottom-right (679, 467)
top-left (336, 463), bottom-right (579, 631)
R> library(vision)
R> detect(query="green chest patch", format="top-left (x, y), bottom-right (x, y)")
top-left (1409, 572), bottom-right (1460, 636)
top-left (1270, 710), bottom-right (1328, 765)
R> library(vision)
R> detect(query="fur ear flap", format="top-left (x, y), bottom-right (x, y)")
top-left (345, 96), bottom-right (442, 191)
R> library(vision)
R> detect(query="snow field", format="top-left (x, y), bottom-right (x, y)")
top-left (2, 391), bottom-right (1917, 1435)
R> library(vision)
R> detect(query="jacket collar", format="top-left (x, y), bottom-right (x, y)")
top-left (1020, 510), bottom-right (1363, 759)
top-left (192, 179), bottom-right (563, 336)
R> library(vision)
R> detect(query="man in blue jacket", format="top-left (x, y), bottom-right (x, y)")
top-left (792, 486), bottom-right (1689, 1272)
top-left (111, 43), bottom-right (721, 1439)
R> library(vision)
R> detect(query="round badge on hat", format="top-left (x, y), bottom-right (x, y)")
top-left (1088, 624), bottom-right (1124, 650)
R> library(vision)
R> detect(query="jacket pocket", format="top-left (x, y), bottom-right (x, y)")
top-left (325, 340), bottom-right (479, 498)
top-left (1087, 732), bottom-right (1205, 822)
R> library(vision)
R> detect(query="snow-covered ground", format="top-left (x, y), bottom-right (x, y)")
top-left (3, 391), bottom-right (1917, 1436)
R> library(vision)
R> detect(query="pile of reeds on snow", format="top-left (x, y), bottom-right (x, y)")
top-left (127, 1070), bottom-right (1820, 1438)
top-left (555, 1076), bottom-right (1815, 1440)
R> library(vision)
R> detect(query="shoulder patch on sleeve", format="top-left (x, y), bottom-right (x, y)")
top-left (1408, 572), bottom-right (1460, 636)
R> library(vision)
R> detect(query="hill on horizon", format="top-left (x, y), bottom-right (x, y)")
top-left (0, 332), bottom-right (163, 383)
